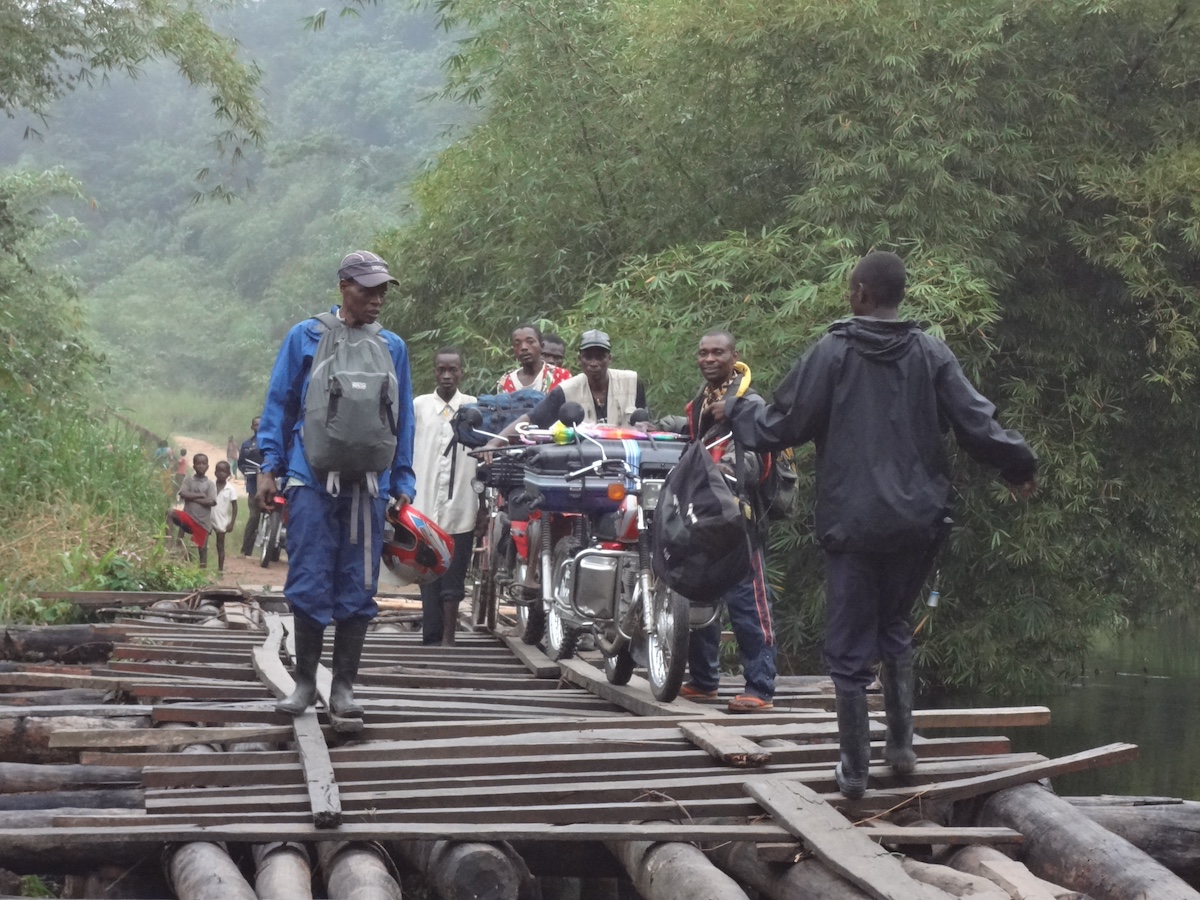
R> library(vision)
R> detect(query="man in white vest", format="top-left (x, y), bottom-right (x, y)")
top-left (412, 347), bottom-right (478, 645)
top-left (490, 329), bottom-right (646, 439)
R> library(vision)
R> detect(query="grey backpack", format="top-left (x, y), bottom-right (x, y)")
top-left (302, 312), bottom-right (399, 497)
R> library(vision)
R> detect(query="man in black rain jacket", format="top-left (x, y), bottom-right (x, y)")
top-left (713, 250), bottom-right (1036, 799)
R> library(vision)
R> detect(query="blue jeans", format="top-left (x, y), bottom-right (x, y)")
top-left (823, 544), bottom-right (933, 692)
top-left (283, 484), bottom-right (386, 628)
top-left (687, 548), bottom-right (776, 700)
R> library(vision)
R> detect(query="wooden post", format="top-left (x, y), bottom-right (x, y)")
top-left (978, 782), bottom-right (1200, 900)
top-left (253, 841), bottom-right (313, 900)
top-left (604, 840), bottom-right (751, 900)
top-left (318, 841), bottom-right (403, 900)
top-left (165, 842), bottom-right (257, 900)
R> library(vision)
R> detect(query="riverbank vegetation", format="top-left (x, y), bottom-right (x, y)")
top-left (5, 0), bottom-right (1200, 693)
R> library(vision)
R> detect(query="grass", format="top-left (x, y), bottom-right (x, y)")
top-left (120, 388), bottom-right (263, 447)
top-left (0, 398), bottom-right (211, 621)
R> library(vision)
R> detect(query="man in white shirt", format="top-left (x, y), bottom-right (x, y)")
top-left (412, 347), bottom-right (479, 644)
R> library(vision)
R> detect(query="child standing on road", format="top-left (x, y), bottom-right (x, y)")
top-left (167, 452), bottom-right (217, 569)
top-left (211, 461), bottom-right (239, 573)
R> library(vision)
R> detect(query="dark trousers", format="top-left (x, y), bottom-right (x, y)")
top-left (420, 530), bottom-right (475, 644)
top-left (687, 547), bottom-right (776, 700)
top-left (241, 492), bottom-right (262, 555)
top-left (823, 544), bottom-right (934, 693)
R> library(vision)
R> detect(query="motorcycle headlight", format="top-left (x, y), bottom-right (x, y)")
top-left (641, 480), bottom-right (663, 511)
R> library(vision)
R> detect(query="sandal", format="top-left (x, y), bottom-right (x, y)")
top-left (727, 694), bottom-right (774, 713)
top-left (679, 683), bottom-right (719, 700)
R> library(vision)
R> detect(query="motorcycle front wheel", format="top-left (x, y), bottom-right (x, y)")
top-left (546, 537), bottom-right (581, 660)
top-left (646, 575), bottom-right (689, 701)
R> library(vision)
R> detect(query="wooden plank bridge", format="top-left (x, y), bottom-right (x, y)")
top-left (0, 591), bottom-right (1189, 900)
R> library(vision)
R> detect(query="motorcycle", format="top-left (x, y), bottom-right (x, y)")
top-left (256, 492), bottom-right (287, 568)
top-left (519, 406), bottom-right (720, 701)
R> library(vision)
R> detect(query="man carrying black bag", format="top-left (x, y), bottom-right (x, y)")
top-left (655, 329), bottom-right (777, 713)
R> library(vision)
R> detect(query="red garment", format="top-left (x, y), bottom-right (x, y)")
top-left (171, 509), bottom-right (209, 547)
top-left (496, 363), bottom-right (571, 394)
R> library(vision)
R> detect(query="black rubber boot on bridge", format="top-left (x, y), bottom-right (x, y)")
top-left (834, 688), bottom-right (870, 800)
top-left (883, 653), bottom-right (918, 775)
top-left (276, 618), bottom-right (323, 715)
top-left (330, 617), bottom-right (370, 733)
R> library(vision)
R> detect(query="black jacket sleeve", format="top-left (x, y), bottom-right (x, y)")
top-left (935, 351), bottom-right (1037, 484)
top-left (726, 340), bottom-right (836, 452)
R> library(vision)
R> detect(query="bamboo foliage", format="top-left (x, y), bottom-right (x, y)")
top-left (382, 0), bottom-right (1200, 691)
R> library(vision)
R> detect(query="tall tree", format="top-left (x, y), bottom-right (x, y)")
top-left (384, 0), bottom-right (1200, 691)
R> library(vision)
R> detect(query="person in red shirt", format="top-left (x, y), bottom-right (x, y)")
top-left (495, 324), bottom-right (570, 394)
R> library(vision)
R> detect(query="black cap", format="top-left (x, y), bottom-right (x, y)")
top-left (579, 329), bottom-right (611, 351)
top-left (338, 250), bottom-right (399, 287)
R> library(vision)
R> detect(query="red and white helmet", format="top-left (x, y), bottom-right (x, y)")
top-left (382, 504), bottom-right (454, 585)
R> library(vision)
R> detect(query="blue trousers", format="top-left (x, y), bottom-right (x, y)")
top-left (823, 545), bottom-right (933, 692)
top-left (420, 530), bottom-right (474, 644)
top-left (283, 484), bottom-right (386, 628)
top-left (687, 548), bottom-right (776, 700)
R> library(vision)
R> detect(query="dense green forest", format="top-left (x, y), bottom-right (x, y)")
top-left (4, 0), bottom-right (1200, 693)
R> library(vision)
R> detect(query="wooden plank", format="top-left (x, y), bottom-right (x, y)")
top-left (746, 778), bottom-right (954, 900)
top-left (893, 743), bottom-right (1139, 805)
top-left (911, 707), bottom-right (1050, 729)
top-left (50, 725), bottom-right (298, 749)
top-left (0, 821), bottom-right (798, 844)
top-left (679, 721), bottom-right (770, 767)
top-left (557, 657), bottom-right (708, 718)
top-left (0, 672), bottom-right (127, 691)
top-left (253, 614), bottom-right (342, 829)
top-left (498, 633), bottom-right (560, 678)
top-left (142, 754), bottom-right (1041, 815)
top-left (863, 825), bottom-right (1023, 846)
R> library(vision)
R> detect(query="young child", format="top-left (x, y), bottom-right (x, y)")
top-left (210, 460), bottom-right (239, 573)
top-left (167, 453), bottom-right (217, 569)
top-left (716, 251), bottom-right (1037, 799)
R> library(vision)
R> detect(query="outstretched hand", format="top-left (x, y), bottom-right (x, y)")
top-left (1010, 478), bottom-right (1037, 499)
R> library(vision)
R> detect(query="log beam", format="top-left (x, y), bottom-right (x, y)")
top-left (605, 840), bottom-right (751, 900)
top-left (978, 782), bottom-right (1200, 900)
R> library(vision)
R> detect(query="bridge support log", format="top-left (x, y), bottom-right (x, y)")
top-left (318, 840), bottom-right (403, 900)
top-left (165, 841), bottom-right (257, 900)
top-left (1, 625), bottom-right (122, 664)
top-left (253, 841), bottom-right (313, 900)
top-left (0, 714), bottom-right (151, 764)
top-left (978, 783), bottom-right (1200, 900)
top-left (704, 839), bottom-right (871, 899)
top-left (1067, 797), bottom-right (1200, 883)
top-left (604, 840), bottom-right (750, 900)
top-left (393, 839), bottom-right (521, 900)
top-left (0, 761), bottom-right (140, 793)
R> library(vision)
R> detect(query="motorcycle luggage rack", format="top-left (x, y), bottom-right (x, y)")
top-left (480, 456), bottom-right (527, 492)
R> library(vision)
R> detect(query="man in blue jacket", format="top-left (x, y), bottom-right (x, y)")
top-left (713, 251), bottom-right (1036, 798)
top-left (257, 250), bottom-right (416, 732)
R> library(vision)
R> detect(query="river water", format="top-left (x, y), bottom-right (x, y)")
top-left (941, 609), bottom-right (1200, 799)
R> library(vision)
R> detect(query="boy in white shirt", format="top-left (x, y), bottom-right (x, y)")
top-left (211, 461), bottom-right (239, 573)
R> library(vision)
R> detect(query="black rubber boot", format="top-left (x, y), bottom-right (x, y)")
top-left (276, 618), bottom-right (324, 715)
top-left (834, 689), bottom-right (870, 800)
top-left (883, 654), bottom-right (918, 775)
top-left (329, 617), bottom-right (370, 733)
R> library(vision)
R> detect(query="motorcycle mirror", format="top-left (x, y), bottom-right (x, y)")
top-left (629, 408), bottom-right (651, 426)
top-left (463, 407), bottom-right (484, 428)
top-left (559, 402), bottom-right (586, 427)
